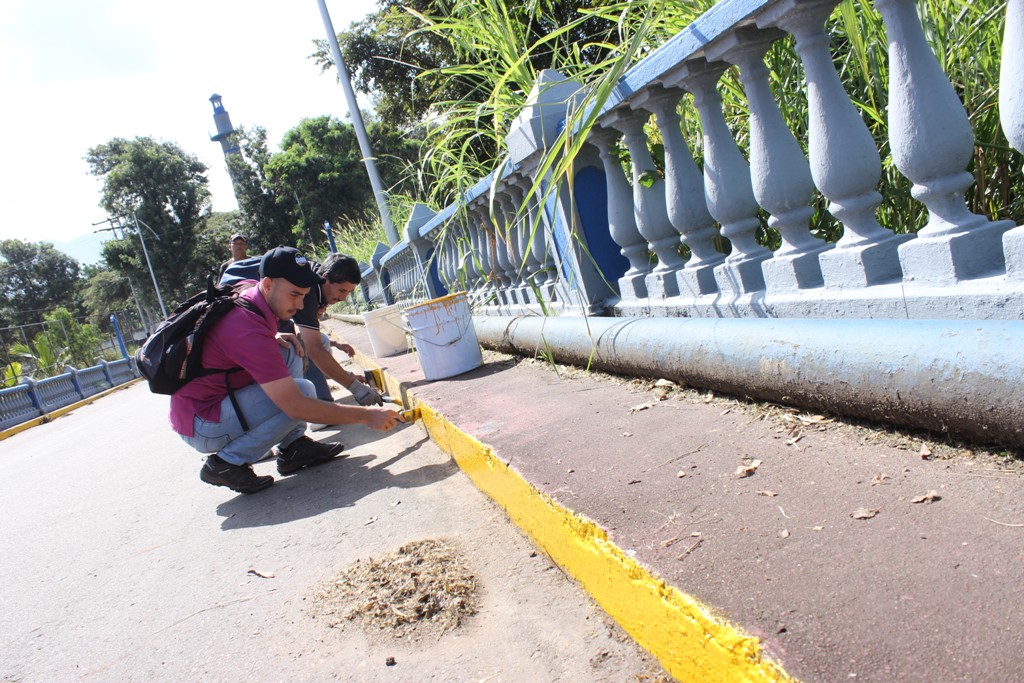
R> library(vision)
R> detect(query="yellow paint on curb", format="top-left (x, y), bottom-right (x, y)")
top-left (354, 350), bottom-right (796, 683)
top-left (0, 380), bottom-right (141, 442)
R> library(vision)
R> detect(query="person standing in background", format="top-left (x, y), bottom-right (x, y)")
top-left (217, 233), bottom-right (250, 280)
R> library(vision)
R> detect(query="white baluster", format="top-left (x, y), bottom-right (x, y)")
top-left (1000, 0), bottom-right (1024, 279)
top-left (604, 108), bottom-right (685, 300)
top-left (876, 0), bottom-right (1012, 283)
top-left (471, 204), bottom-right (499, 305)
top-left (762, 0), bottom-right (906, 288)
top-left (588, 128), bottom-right (652, 300)
top-left (682, 60), bottom-right (771, 297)
top-left (466, 207), bottom-right (489, 302)
top-left (526, 187), bottom-right (558, 299)
top-left (645, 85), bottom-right (723, 300)
top-left (508, 179), bottom-right (543, 304)
top-left (496, 190), bottom-right (523, 303)
top-left (725, 27), bottom-right (831, 292)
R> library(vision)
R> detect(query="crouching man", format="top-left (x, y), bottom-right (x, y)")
top-left (169, 246), bottom-right (403, 494)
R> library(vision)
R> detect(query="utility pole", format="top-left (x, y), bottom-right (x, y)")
top-left (315, 0), bottom-right (399, 246)
top-left (131, 213), bottom-right (169, 318)
top-left (93, 214), bottom-right (168, 320)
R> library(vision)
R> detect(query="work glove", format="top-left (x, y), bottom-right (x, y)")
top-left (350, 380), bottom-right (384, 406)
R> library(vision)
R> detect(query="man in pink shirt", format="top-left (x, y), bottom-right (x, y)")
top-left (171, 246), bottom-right (403, 494)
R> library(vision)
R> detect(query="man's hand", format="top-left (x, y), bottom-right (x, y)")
top-left (364, 406), bottom-right (405, 431)
top-left (350, 381), bottom-right (384, 406)
top-left (329, 340), bottom-right (356, 358)
top-left (275, 332), bottom-right (303, 356)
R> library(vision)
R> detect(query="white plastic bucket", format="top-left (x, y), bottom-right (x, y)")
top-left (362, 304), bottom-right (409, 357)
top-left (402, 292), bottom-right (483, 380)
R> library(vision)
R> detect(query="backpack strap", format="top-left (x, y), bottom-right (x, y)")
top-left (225, 370), bottom-right (250, 432)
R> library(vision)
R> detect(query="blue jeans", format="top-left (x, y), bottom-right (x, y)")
top-left (181, 345), bottom-right (314, 465)
top-left (304, 331), bottom-right (333, 401)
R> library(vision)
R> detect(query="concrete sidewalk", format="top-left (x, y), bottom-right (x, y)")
top-left (0, 380), bottom-right (669, 681)
top-left (327, 316), bottom-right (1024, 683)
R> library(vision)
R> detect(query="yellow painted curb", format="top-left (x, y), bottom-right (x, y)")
top-left (0, 379), bottom-right (141, 442)
top-left (356, 350), bottom-right (796, 683)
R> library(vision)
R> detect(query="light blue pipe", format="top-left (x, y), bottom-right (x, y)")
top-left (474, 316), bottom-right (1024, 449)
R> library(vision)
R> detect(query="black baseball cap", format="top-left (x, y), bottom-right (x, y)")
top-left (259, 246), bottom-right (324, 288)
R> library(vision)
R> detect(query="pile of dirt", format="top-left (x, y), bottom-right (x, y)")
top-left (309, 538), bottom-right (478, 641)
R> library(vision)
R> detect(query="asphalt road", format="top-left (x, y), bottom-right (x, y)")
top-left (0, 382), bottom-right (668, 682)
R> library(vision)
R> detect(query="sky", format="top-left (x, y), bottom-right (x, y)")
top-left (0, 0), bottom-right (378, 266)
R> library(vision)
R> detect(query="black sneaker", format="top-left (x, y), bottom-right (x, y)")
top-left (276, 436), bottom-right (346, 475)
top-left (200, 454), bottom-right (274, 494)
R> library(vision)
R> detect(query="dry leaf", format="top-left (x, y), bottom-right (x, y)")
top-left (797, 414), bottom-right (832, 425)
top-left (676, 470), bottom-right (687, 478)
top-left (911, 490), bottom-right (941, 504)
top-left (811, 525), bottom-right (824, 532)
top-left (851, 508), bottom-right (880, 520)
top-left (628, 401), bottom-right (659, 413)
top-left (653, 379), bottom-right (675, 400)
top-left (735, 459), bottom-right (762, 478)
top-left (247, 569), bottom-right (275, 579)
top-left (703, 392), bottom-right (715, 403)
top-left (757, 490), bottom-right (778, 497)
top-left (870, 472), bottom-right (890, 486)
top-left (566, 468), bottom-right (575, 473)
top-left (919, 443), bottom-right (933, 459)
top-left (779, 529), bottom-right (790, 538)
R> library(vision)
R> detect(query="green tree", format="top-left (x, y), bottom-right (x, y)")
top-left (81, 268), bottom-right (135, 328)
top-left (85, 137), bottom-right (212, 308)
top-left (224, 126), bottom-right (299, 251)
top-left (0, 239), bottom-right (82, 328)
top-left (264, 115), bottom-right (419, 248)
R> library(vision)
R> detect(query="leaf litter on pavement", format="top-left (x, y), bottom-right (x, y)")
top-left (308, 538), bottom-right (477, 642)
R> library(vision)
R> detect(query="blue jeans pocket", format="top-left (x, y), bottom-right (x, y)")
top-left (186, 417), bottom-right (233, 453)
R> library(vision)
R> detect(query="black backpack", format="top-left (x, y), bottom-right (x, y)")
top-left (135, 279), bottom-right (260, 398)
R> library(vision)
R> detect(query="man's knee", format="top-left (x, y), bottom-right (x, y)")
top-left (295, 378), bottom-right (317, 399)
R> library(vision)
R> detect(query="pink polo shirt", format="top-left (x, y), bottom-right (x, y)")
top-left (168, 283), bottom-right (291, 436)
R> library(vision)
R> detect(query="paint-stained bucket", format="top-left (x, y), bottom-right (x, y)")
top-left (402, 292), bottom-right (483, 380)
top-left (363, 304), bottom-right (409, 357)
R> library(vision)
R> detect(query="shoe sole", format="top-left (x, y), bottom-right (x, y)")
top-left (200, 470), bottom-right (275, 494)
top-left (277, 444), bottom-right (346, 475)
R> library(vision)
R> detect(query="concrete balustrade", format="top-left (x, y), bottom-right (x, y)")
top-left (355, 0), bottom-right (1024, 323)
top-left (0, 359), bottom-right (138, 431)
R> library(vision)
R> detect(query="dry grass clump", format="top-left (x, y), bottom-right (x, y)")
top-left (309, 538), bottom-right (477, 641)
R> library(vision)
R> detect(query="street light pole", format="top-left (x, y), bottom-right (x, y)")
top-left (132, 212), bottom-right (168, 318)
top-left (315, 0), bottom-right (399, 246)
